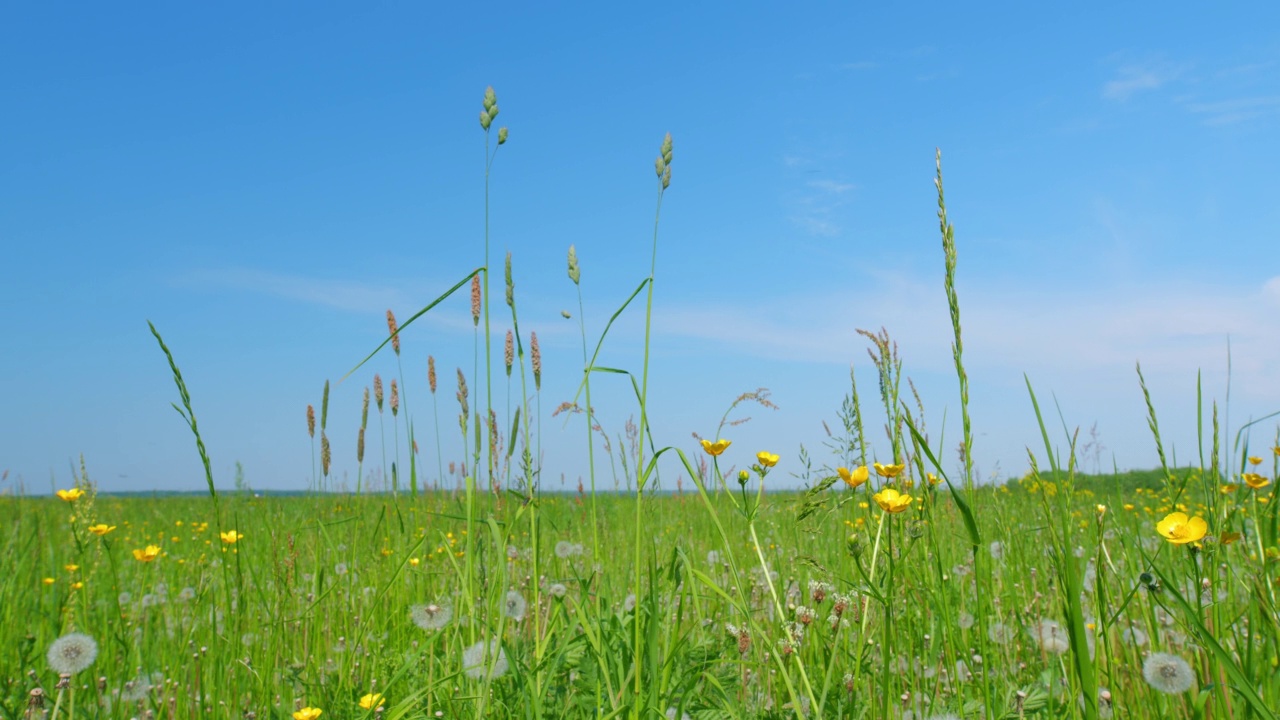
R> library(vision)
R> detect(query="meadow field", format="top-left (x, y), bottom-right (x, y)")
top-left (4, 87), bottom-right (1280, 720)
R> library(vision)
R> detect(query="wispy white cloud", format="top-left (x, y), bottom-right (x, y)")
top-left (1183, 95), bottom-right (1280, 125)
top-left (782, 164), bottom-right (859, 237)
top-left (1102, 60), bottom-right (1184, 101)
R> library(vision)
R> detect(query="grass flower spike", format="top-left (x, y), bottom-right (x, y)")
top-left (56, 488), bottom-right (84, 502)
top-left (1156, 512), bottom-right (1207, 544)
top-left (837, 466), bottom-right (869, 489)
top-left (873, 487), bottom-right (913, 513)
top-left (701, 438), bottom-right (731, 456)
top-left (132, 545), bottom-right (161, 562)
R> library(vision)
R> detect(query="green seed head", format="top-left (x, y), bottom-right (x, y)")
top-left (497, 127), bottom-right (508, 145)
top-left (483, 86), bottom-right (497, 111)
top-left (567, 245), bottom-right (580, 284)
top-left (479, 110), bottom-right (491, 131)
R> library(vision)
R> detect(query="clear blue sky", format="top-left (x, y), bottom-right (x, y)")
top-left (4, 3), bottom-right (1279, 493)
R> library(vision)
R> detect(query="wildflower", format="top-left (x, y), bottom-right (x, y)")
top-left (549, 583), bottom-right (567, 598)
top-left (462, 639), bottom-right (509, 680)
top-left (47, 633), bottom-right (98, 675)
top-left (988, 622), bottom-right (1014, 645)
top-left (87, 524), bottom-right (116, 536)
top-left (358, 693), bottom-right (384, 710)
top-left (957, 611), bottom-right (975, 630)
top-left (55, 488), bottom-right (84, 502)
top-left (700, 438), bottom-right (731, 456)
top-left (554, 541), bottom-right (574, 559)
top-left (837, 466), bottom-right (868, 489)
top-left (927, 472), bottom-right (941, 485)
top-left (411, 603), bottom-right (452, 630)
top-left (42, 577), bottom-right (54, 585)
top-left (873, 488), bottom-right (914, 513)
top-left (504, 590), bottom-right (527, 621)
top-left (1243, 473), bottom-right (1270, 490)
top-left (132, 545), bottom-right (161, 563)
top-left (178, 587), bottom-right (197, 602)
top-left (334, 562), bottom-right (349, 576)
top-left (220, 530), bottom-right (243, 544)
top-left (1273, 445), bottom-right (1280, 457)
top-left (757, 451), bottom-right (780, 468)
top-left (1220, 483), bottom-right (1239, 494)
top-left (293, 709), bottom-right (323, 720)
top-left (1030, 618), bottom-right (1069, 654)
top-left (623, 593), bottom-right (637, 613)
top-left (873, 462), bottom-right (905, 478)
top-left (1142, 652), bottom-right (1195, 694)
top-left (1248, 455), bottom-right (1263, 466)
top-left (64, 564), bottom-right (79, 572)
top-left (1156, 512), bottom-right (1208, 544)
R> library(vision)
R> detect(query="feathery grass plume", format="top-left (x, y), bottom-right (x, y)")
top-left (410, 602), bottom-right (453, 630)
top-left (428, 356), bottom-right (437, 394)
top-left (361, 387), bottom-right (370, 429)
top-left (567, 244), bottom-right (580, 284)
top-left (462, 638), bottom-right (508, 680)
top-left (504, 330), bottom-right (514, 377)
top-left (488, 409), bottom-right (499, 477)
top-left (47, 633), bottom-right (98, 675)
top-left (320, 380), bottom-right (330, 431)
top-left (374, 374), bottom-right (384, 412)
top-left (386, 309), bottom-right (400, 355)
top-left (456, 368), bottom-right (469, 433)
top-left (530, 331), bottom-right (541, 391)
top-left (357, 427), bottom-right (365, 464)
top-left (470, 275), bottom-right (482, 327)
top-left (504, 251), bottom-right (514, 307)
top-left (1142, 652), bottom-right (1195, 694)
top-left (321, 433), bottom-right (331, 477)
top-left (306, 405), bottom-right (315, 438)
top-left (390, 380), bottom-right (400, 417)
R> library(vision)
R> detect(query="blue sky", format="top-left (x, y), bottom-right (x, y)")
top-left (4, 3), bottom-right (1279, 493)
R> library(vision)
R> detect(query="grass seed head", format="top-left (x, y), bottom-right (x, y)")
top-left (373, 374), bottom-right (384, 412)
top-left (471, 275), bottom-right (481, 326)
top-left (386, 310), bottom-right (400, 355)
top-left (306, 405), bottom-right (315, 439)
top-left (427, 356), bottom-right (437, 394)
top-left (530, 331), bottom-right (541, 390)
top-left (504, 330), bottom-right (514, 377)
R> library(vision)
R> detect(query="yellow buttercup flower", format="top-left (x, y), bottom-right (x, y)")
top-left (55, 488), bottom-right (84, 502)
top-left (132, 545), bottom-right (161, 562)
top-left (42, 577), bottom-right (55, 585)
top-left (358, 693), bottom-right (384, 711)
top-left (1248, 456), bottom-right (1263, 466)
top-left (1156, 512), bottom-right (1207, 545)
top-left (873, 462), bottom-right (905, 478)
top-left (88, 524), bottom-right (116, 536)
top-left (1243, 473), bottom-right (1271, 490)
top-left (873, 488), bottom-right (914, 514)
top-left (926, 472), bottom-right (940, 486)
top-left (756, 451), bottom-right (779, 468)
top-left (64, 564), bottom-right (79, 572)
top-left (1273, 445), bottom-right (1280, 457)
top-left (220, 530), bottom-right (244, 544)
top-left (700, 439), bottom-right (731, 457)
top-left (293, 708), bottom-right (323, 720)
top-left (837, 466), bottom-right (868, 489)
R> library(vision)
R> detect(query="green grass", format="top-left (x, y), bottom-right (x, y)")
top-left (4, 85), bottom-right (1280, 720)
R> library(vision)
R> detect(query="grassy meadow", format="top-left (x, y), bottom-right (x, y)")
top-left (4, 87), bottom-right (1280, 720)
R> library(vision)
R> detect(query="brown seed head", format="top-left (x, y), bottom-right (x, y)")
top-left (374, 374), bottom-right (384, 412)
top-left (427, 356), bottom-right (438, 394)
top-left (470, 276), bottom-right (481, 326)
top-left (504, 330), bottom-right (514, 377)
top-left (390, 380), bottom-right (399, 416)
top-left (386, 310), bottom-right (400, 355)
top-left (306, 405), bottom-right (315, 439)
top-left (357, 427), bottom-right (365, 464)
top-left (530, 331), bottom-right (542, 391)
top-left (320, 433), bottom-right (331, 476)
top-left (361, 387), bottom-right (369, 429)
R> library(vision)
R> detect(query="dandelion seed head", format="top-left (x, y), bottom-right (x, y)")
top-left (462, 639), bottom-right (508, 680)
top-left (554, 541), bottom-right (574, 559)
top-left (504, 590), bottom-right (527, 621)
top-left (47, 633), bottom-right (98, 675)
top-left (411, 602), bottom-right (453, 630)
top-left (1143, 652), bottom-right (1195, 694)
top-left (1030, 618), bottom-right (1069, 654)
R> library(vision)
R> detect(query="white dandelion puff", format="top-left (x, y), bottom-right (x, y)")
top-left (554, 541), bottom-right (574, 559)
top-left (1143, 652), bottom-right (1195, 694)
top-left (47, 633), bottom-right (98, 675)
top-left (549, 583), bottom-right (567, 599)
top-left (462, 639), bottom-right (508, 680)
top-left (1030, 618), bottom-right (1069, 654)
top-left (504, 590), bottom-right (527, 621)
top-left (411, 602), bottom-right (453, 630)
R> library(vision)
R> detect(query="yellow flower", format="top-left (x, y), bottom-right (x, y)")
top-left (71, 581), bottom-right (83, 590)
top-left (220, 530), bottom-right (244, 544)
top-left (1243, 473), bottom-right (1271, 490)
top-left (55, 488), bottom-right (84, 502)
top-left (409, 557), bottom-right (420, 566)
top-left (1248, 455), bottom-right (1263, 466)
top-left (132, 545), bottom-right (161, 562)
top-left (1220, 484), bottom-right (1239, 494)
top-left (1095, 504), bottom-right (1107, 515)
top-left (1123, 503), bottom-right (1135, 511)
top-left (64, 564), bottom-right (79, 572)
top-left (358, 693), bottom-right (384, 711)
top-left (88, 524), bottom-right (116, 536)
top-left (756, 451), bottom-right (779, 468)
top-left (1273, 445), bottom-right (1280, 457)
top-left (873, 462), bottom-right (905, 478)
top-left (42, 577), bottom-right (55, 585)
top-left (1156, 512), bottom-right (1208, 545)
top-left (293, 708), bottom-right (323, 720)
top-left (700, 438), bottom-right (731, 457)
top-left (837, 466), bottom-right (868, 489)
top-left (873, 488), bottom-right (914, 514)
top-left (926, 472), bottom-right (940, 486)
